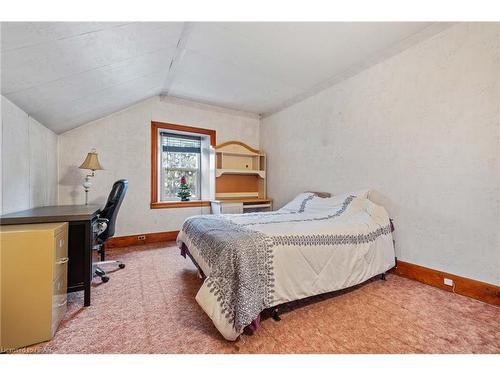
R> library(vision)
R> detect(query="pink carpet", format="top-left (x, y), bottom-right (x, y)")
top-left (24, 242), bottom-right (500, 354)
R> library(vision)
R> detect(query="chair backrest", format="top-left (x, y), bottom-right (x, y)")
top-left (98, 179), bottom-right (128, 242)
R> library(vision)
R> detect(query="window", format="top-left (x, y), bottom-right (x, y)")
top-left (151, 122), bottom-right (216, 209)
top-left (160, 132), bottom-right (201, 201)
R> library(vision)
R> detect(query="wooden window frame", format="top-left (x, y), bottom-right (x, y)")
top-left (151, 121), bottom-right (216, 209)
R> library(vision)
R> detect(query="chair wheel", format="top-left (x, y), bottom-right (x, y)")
top-left (95, 268), bottom-right (106, 277)
top-left (101, 276), bottom-right (110, 283)
top-left (118, 263), bottom-right (125, 269)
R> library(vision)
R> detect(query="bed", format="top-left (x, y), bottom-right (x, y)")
top-left (176, 190), bottom-right (395, 340)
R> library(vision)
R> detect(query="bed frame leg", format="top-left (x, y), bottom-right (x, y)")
top-left (272, 308), bottom-right (281, 322)
top-left (380, 272), bottom-right (386, 281)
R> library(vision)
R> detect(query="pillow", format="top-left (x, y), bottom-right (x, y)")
top-left (279, 192), bottom-right (317, 213)
top-left (279, 190), bottom-right (370, 214)
top-left (303, 189), bottom-right (371, 213)
top-left (352, 189), bottom-right (370, 199)
top-left (333, 189), bottom-right (370, 200)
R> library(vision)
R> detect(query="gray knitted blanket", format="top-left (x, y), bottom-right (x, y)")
top-left (180, 216), bottom-right (275, 331)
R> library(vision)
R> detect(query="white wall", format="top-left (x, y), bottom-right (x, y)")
top-left (1, 96), bottom-right (58, 214)
top-left (58, 96), bottom-right (260, 236)
top-left (261, 23), bottom-right (500, 285)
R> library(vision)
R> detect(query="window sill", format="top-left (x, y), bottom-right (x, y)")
top-left (150, 201), bottom-right (211, 209)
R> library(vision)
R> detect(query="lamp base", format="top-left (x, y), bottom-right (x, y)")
top-left (83, 174), bottom-right (93, 205)
top-left (84, 188), bottom-right (89, 205)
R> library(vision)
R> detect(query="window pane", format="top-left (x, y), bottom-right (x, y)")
top-left (162, 169), bottom-right (199, 200)
top-left (161, 150), bottom-right (201, 201)
top-left (165, 151), bottom-right (199, 169)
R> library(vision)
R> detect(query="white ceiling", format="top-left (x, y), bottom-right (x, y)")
top-left (1, 22), bottom-right (442, 133)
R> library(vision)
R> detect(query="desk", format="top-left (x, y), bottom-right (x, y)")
top-left (211, 198), bottom-right (273, 214)
top-left (1, 205), bottom-right (100, 306)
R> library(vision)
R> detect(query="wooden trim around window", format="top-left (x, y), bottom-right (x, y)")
top-left (151, 121), bottom-right (216, 146)
top-left (151, 121), bottom-right (216, 209)
top-left (150, 201), bottom-right (211, 209)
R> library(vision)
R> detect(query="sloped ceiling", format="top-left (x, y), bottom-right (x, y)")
top-left (1, 22), bottom-right (443, 133)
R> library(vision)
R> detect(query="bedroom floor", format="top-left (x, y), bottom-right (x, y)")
top-left (25, 242), bottom-right (499, 354)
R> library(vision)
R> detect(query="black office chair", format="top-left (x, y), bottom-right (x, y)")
top-left (93, 179), bottom-right (128, 283)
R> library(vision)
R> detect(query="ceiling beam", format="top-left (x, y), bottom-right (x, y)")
top-left (160, 22), bottom-right (194, 96)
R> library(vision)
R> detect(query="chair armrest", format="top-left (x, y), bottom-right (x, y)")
top-left (96, 218), bottom-right (109, 235)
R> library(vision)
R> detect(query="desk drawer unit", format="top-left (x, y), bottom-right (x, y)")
top-left (0, 222), bottom-right (68, 351)
top-left (211, 199), bottom-right (273, 215)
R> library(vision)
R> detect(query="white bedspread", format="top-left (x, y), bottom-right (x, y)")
top-left (177, 193), bottom-right (395, 340)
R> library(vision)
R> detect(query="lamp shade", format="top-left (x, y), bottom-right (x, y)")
top-left (79, 149), bottom-right (104, 171)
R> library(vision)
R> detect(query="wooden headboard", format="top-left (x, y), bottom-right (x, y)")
top-left (307, 191), bottom-right (331, 198)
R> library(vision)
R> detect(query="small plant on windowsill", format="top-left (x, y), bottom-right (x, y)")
top-left (177, 176), bottom-right (192, 201)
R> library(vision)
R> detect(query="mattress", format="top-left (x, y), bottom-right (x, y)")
top-left (177, 193), bottom-right (395, 340)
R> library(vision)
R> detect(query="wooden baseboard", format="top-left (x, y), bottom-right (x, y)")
top-left (106, 230), bottom-right (179, 249)
top-left (391, 260), bottom-right (499, 306)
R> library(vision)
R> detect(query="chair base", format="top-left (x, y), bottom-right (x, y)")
top-left (93, 260), bottom-right (125, 282)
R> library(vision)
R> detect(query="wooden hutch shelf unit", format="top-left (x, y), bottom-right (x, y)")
top-left (212, 141), bottom-right (272, 214)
